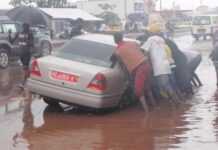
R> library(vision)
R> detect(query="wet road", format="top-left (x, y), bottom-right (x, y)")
top-left (1, 35), bottom-right (218, 150)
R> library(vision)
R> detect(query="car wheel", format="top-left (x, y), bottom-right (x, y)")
top-left (118, 87), bottom-right (136, 109)
top-left (0, 68), bottom-right (12, 95)
top-left (0, 48), bottom-right (9, 68)
top-left (41, 41), bottom-right (52, 56)
top-left (43, 97), bottom-right (59, 106)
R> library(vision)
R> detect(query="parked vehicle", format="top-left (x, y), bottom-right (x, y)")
top-left (0, 17), bottom-right (21, 68)
top-left (31, 27), bottom-right (52, 57)
top-left (191, 14), bottom-right (218, 40)
top-left (27, 34), bottom-right (134, 109)
top-left (0, 17), bottom-right (52, 68)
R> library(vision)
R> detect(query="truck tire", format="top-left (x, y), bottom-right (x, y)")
top-left (0, 68), bottom-right (12, 95)
top-left (118, 87), bottom-right (136, 109)
top-left (0, 48), bottom-right (9, 68)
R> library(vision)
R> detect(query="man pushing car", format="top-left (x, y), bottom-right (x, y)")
top-left (112, 32), bottom-right (155, 112)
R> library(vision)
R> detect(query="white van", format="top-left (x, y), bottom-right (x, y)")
top-left (191, 14), bottom-right (218, 40)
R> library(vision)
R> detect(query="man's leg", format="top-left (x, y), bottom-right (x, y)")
top-left (19, 52), bottom-right (31, 90)
top-left (157, 75), bottom-right (182, 105)
top-left (147, 90), bottom-right (156, 106)
top-left (23, 53), bottom-right (31, 84)
top-left (169, 72), bottom-right (184, 101)
top-left (134, 64), bottom-right (149, 112)
top-left (139, 96), bottom-right (149, 112)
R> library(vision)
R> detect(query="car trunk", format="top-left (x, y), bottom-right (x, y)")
top-left (32, 56), bottom-right (114, 93)
top-left (30, 37), bottom-right (128, 95)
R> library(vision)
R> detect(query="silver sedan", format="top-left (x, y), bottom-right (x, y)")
top-left (27, 34), bottom-right (133, 109)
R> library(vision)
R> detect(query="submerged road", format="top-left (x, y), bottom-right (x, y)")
top-left (0, 34), bottom-right (218, 150)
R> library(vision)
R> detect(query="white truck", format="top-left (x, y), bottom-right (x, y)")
top-left (191, 14), bottom-right (218, 40)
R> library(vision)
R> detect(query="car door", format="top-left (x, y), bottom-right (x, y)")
top-left (0, 23), bottom-right (9, 42)
top-left (1, 23), bottom-right (20, 56)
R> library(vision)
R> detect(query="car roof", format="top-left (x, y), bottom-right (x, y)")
top-left (75, 33), bottom-right (137, 46)
top-left (75, 34), bottom-right (116, 46)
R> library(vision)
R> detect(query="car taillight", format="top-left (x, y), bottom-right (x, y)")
top-left (30, 59), bottom-right (41, 77)
top-left (87, 73), bottom-right (107, 92)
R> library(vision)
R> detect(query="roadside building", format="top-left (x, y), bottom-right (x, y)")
top-left (76, 0), bottom-right (147, 21)
top-left (40, 8), bottom-right (102, 34)
top-left (7, 6), bottom-right (101, 35)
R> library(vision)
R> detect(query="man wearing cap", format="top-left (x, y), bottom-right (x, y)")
top-left (141, 23), bottom-right (180, 105)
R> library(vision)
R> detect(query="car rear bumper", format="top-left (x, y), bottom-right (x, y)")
top-left (27, 79), bottom-right (122, 108)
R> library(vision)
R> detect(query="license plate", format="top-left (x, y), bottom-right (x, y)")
top-left (50, 71), bottom-right (79, 83)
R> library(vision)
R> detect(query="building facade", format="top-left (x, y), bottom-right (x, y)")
top-left (76, 0), bottom-right (147, 21)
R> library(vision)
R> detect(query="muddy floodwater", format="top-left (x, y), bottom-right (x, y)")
top-left (1, 35), bottom-right (218, 150)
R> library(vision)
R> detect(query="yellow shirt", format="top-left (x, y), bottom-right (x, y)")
top-left (165, 45), bottom-right (175, 65)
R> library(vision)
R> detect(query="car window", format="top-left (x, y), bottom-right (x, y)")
top-left (54, 39), bottom-right (115, 68)
top-left (0, 25), bottom-right (3, 33)
top-left (2, 23), bottom-right (17, 33)
top-left (213, 16), bottom-right (218, 24)
top-left (192, 16), bottom-right (211, 25)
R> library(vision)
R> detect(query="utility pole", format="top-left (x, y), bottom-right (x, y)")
top-left (124, 0), bottom-right (127, 20)
top-left (160, 0), bottom-right (162, 11)
top-left (200, 0), bottom-right (203, 5)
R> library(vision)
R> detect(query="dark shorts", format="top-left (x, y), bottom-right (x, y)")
top-left (20, 48), bottom-right (31, 69)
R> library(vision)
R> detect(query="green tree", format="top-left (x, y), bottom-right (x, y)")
top-left (10, 0), bottom-right (33, 7)
top-left (97, 11), bottom-right (121, 26)
top-left (98, 3), bottom-right (116, 11)
top-left (97, 3), bottom-right (120, 26)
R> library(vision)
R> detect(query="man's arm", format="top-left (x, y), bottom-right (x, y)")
top-left (110, 53), bottom-right (128, 73)
top-left (8, 30), bottom-right (19, 44)
top-left (141, 38), bottom-right (151, 54)
top-left (110, 53), bottom-right (117, 68)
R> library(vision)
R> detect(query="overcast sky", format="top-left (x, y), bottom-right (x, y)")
top-left (1, 0), bottom-right (218, 9)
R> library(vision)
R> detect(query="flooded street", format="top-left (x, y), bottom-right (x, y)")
top-left (1, 34), bottom-right (218, 150)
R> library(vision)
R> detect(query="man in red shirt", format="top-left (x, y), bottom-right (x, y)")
top-left (113, 32), bottom-right (155, 112)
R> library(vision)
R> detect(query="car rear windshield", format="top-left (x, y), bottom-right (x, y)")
top-left (192, 16), bottom-right (211, 25)
top-left (53, 39), bottom-right (115, 68)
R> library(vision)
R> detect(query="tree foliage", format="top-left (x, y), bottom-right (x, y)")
top-left (97, 11), bottom-right (121, 26)
top-left (97, 3), bottom-right (120, 26)
top-left (10, 0), bottom-right (68, 8)
top-left (98, 3), bottom-right (116, 12)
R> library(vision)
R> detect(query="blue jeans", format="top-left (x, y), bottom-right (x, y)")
top-left (155, 74), bottom-right (174, 95)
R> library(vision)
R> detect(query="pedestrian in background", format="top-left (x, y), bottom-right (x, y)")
top-left (18, 23), bottom-right (34, 86)
top-left (112, 32), bottom-right (155, 112)
top-left (70, 18), bottom-right (84, 38)
top-left (210, 31), bottom-right (218, 86)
